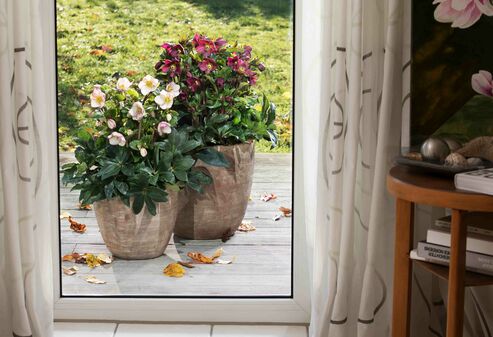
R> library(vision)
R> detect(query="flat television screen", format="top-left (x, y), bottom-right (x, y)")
top-left (411, 0), bottom-right (493, 149)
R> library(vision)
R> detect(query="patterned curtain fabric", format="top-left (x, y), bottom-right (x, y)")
top-left (301, 0), bottom-right (493, 336)
top-left (0, 0), bottom-right (56, 336)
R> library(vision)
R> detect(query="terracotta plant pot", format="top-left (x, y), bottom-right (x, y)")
top-left (174, 142), bottom-right (255, 240)
top-left (93, 191), bottom-right (179, 259)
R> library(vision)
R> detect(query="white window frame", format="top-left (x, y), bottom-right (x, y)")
top-left (48, 0), bottom-right (310, 323)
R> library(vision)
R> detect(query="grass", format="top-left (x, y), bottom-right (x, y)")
top-left (56, 0), bottom-right (293, 153)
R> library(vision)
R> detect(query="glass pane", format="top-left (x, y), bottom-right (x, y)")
top-left (57, 0), bottom-right (293, 297)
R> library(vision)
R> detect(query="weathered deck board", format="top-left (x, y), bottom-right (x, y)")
top-left (60, 153), bottom-right (292, 297)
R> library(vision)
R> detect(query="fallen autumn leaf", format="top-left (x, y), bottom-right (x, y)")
top-left (163, 263), bottom-right (185, 277)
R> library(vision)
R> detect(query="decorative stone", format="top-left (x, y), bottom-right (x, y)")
top-left (420, 137), bottom-right (450, 163)
top-left (444, 152), bottom-right (467, 167)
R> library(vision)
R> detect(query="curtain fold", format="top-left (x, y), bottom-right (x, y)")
top-left (0, 0), bottom-right (56, 336)
top-left (302, 0), bottom-right (493, 336)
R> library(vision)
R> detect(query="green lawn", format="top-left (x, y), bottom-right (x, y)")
top-left (56, 0), bottom-right (293, 152)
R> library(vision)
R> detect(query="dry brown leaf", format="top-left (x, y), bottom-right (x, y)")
top-left (60, 211), bottom-right (71, 219)
top-left (163, 263), bottom-right (185, 277)
top-left (177, 261), bottom-right (195, 268)
top-left (84, 254), bottom-right (101, 269)
top-left (260, 193), bottom-right (277, 202)
top-left (237, 220), bottom-right (256, 232)
top-left (100, 44), bottom-right (113, 52)
top-left (279, 207), bottom-right (292, 217)
top-left (62, 266), bottom-right (79, 276)
top-left (126, 70), bottom-right (138, 76)
top-left (77, 203), bottom-right (92, 210)
top-left (187, 252), bottom-right (215, 264)
top-left (62, 252), bottom-right (83, 263)
top-left (85, 276), bottom-right (106, 284)
top-left (212, 248), bottom-right (223, 259)
top-left (68, 216), bottom-right (87, 233)
top-left (96, 253), bottom-right (112, 264)
top-left (89, 49), bottom-right (106, 56)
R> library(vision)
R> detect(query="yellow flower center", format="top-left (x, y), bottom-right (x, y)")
top-left (207, 64), bottom-right (213, 70)
top-left (170, 65), bottom-right (176, 71)
top-left (146, 80), bottom-right (154, 88)
top-left (164, 96), bottom-right (172, 104)
top-left (96, 96), bottom-right (103, 104)
top-left (238, 66), bottom-right (245, 73)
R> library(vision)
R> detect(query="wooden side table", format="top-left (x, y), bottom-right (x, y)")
top-left (387, 165), bottom-right (493, 337)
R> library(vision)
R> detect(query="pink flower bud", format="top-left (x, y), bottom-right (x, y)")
top-left (107, 119), bottom-right (116, 129)
top-left (157, 121), bottom-right (172, 136)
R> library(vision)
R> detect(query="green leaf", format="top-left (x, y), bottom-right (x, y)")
top-left (104, 182), bottom-right (115, 199)
top-left (132, 194), bottom-right (145, 214)
top-left (76, 162), bottom-right (88, 174)
top-left (267, 130), bottom-right (278, 147)
top-left (160, 171), bottom-right (175, 183)
top-left (129, 140), bottom-right (140, 151)
top-left (145, 196), bottom-right (157, 216)
top-left (196, 148), bottom-right (230, 168)
top-left (208, 113), bottom-right (230, 125)
top-left (146, 186), bottom-right (168, 202)
top-left (177, 139), bottom-right (202, 153)
top-left (97, 162), bottom-right (121, 180)
top-left (174, 170), bottom-right (188, 182)
top-left (122, 165), bottom-right (134, 176)
top-left (77, 129), bottom-right (91, 142)
top-left (115, 181), bottom-right (129, 195)
top-left (173, 156), bottom-right (195, 171)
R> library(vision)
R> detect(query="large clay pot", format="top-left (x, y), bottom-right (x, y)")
top-left (174, 142), bottom-right (255, 240)
top-left (93, 191), bottom-right (179, 259)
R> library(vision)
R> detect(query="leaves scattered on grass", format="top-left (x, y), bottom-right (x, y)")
top-left (260, 193), bottom-right (277, 202)
top-left (68, 216), bottom-right (87, 233)
top-left (237, 220), bottom-right (256, 232)
top-left (163, 263), bottom-right (185, 277)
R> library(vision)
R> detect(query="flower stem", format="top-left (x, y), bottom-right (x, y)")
top-left (138, 122), bottom-right (142, 139)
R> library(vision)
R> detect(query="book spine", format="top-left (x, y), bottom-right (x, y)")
top-left (426, 229), bottom-right (493, 256)
top-left (417, 242), bottom-right (493, 276)
top-left (433, 220), bottom-right (493, 237)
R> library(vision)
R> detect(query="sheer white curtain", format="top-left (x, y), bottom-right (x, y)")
top-left (301, 0), bottom-right (493, 336)
top-left (0, 0), bottom-right (56, 336)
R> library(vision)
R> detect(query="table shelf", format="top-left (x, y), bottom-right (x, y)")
top-left (413, 260), bottom-right (493, 287)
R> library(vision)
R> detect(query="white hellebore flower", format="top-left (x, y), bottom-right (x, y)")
top-left (165, 82), bottom-right (180, 98)
top-left (157, 121), bottom-right (172, 136)
top-left (154, 90), bottom-right (174, 110)
top-left (129, 102), bottom-right (145, 121)
top-left (166, 113), bottom-right (172, 122)
top-left (107, 119), bottom-right (116, 129)
top-left (138, 75), bottom-right (159, 95)
top-left (116, 77), bottom-right (132, 91)
top-left (90, 85), bottom-right (106, 108)
top-left (140, 148), bottom-right (148, 157)
top-left (108, 132), bottom-right (126, 146)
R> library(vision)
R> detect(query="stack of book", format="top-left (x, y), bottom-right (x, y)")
top-left (410, 213), bottom-right (493, 276)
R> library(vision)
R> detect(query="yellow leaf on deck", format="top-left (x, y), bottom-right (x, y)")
top-left (163, 263), bottom-right (185, 277)
top-left (84, 254), bottom-right (101, 268)
top-left (96, 253), bottom-right (112, 264)
top-left (187, 252), bottom-right (215, 264)
top-left (238, 220), bottom-right (256, 232)
top-left (62, 266), bottom-right (79, 276)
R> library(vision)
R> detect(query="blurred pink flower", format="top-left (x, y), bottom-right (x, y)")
top-left (471, 70), bottom-right (493, 97)
top-left (107, 119), bottom-right (116, 129)
top-left (198, 58), bottom-right (217, 74)
top-left (90, 85), bottom-right (106, 108)
top-left (108, 132), bottom-right (126, 146)
top-left (433, 0), bottom-right (493, 28)
top-left (157, 121), bottom-right (172, 136)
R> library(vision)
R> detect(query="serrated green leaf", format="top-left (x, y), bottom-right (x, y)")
top-left (173, 156), bottom-right (195, 171)
top-left (196, 148), bottom-right (230, 168)
top-left (115, 181), bottom-right (129, 195)
top-left (97, 162), bottom-right (121, 180)
top-left (145, 196), bottom-right (157, 216)
top-left (174, 170), bottom-right (188, 182)
top-left (146, 186), bottom-right (168, 202)
top-left (104, 182), bottom-right (115, 199)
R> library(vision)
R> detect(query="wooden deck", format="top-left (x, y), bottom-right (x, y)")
top-left (59, 153), bottom-right (292, 297)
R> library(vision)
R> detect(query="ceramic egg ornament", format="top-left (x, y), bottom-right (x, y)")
top-left (420, 137), bottom-right (450, 163)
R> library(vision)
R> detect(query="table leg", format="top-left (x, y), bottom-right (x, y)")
top-left (446, 209), bottom-right (467, 337)
top-left (392, 199), bottom-right (414, 337)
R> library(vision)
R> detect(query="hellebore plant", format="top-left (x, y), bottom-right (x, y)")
top-left (154, 34), bottom-right (278, 147)
top-left (62, 75), bottom-right (225, 216)
top-left (472, 70), bottom-right (493, 97)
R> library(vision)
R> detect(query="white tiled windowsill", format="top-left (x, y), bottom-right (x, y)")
top-left (54, 322), bottom-right (308, 337)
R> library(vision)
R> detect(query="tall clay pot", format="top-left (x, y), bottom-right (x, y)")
top-left (174, 142), bottom-right (255, 240)
top-left (93, 191), bottom-right (179, 259)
